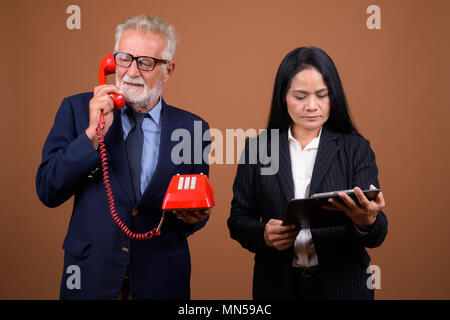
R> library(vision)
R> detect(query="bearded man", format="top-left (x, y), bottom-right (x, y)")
top-left (36, 14), bottom-right (211, 300)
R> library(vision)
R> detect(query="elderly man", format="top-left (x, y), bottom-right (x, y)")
top-left (36, 15), bottom-right (211, 300)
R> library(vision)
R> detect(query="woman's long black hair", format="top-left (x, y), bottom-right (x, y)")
top-left (267, 46), bottom-right (358, 134)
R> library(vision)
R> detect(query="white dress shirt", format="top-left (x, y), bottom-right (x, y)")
top-left (288, 127), bottom-right (322, 267)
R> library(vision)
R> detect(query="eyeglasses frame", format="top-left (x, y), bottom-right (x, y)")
top-left (113, 51), bottom-right (169, 71)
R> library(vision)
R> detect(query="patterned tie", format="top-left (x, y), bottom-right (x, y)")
top-left (125, 108), bottom-right (150, 202)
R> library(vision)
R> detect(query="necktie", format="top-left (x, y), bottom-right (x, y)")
top-left (125, 108), bottom-right (150, 202)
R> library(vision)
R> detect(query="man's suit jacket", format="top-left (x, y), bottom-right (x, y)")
top-left (228, 126), bottom-right (388, 300)
top-left (36, 93), bottom-right (210, 299)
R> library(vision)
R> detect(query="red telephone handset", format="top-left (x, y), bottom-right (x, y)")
top-left (98, 54), bottom-right (125, 109)
top-left (96, 55), bottom-right (163, 240)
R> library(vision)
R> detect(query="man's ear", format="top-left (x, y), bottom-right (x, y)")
top-left (161, 61), bottom-right (175, 84)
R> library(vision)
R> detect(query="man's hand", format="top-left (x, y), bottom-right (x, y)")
top-left (322, 185), bottom-right (385, 230)
top-left (172, 209), bottom-right (211, 224)
top-left (264, 219), bottom-right (299, 251)
top-left (85, 84), bottom-right (122, 148)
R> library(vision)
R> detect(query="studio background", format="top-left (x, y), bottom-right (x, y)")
top-left (1, 0), bottom-right (449, 299)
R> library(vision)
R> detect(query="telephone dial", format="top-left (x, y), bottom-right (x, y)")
top-left (96, 55), bottom-right (214, 240)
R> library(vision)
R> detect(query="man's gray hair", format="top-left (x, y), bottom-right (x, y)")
top-left (114, 14), bottom-right (177, 61)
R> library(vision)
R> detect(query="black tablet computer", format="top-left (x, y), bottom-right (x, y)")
top-left (309, 188), bottom-right (381, 206)
top-left (282, 188), bottom-right (381, 226)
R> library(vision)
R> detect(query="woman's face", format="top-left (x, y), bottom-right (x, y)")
top-left (286, 67), bottom-right (330, 134)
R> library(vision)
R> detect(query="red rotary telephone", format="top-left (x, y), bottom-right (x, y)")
top-left (162, 174), bottom-right (215, 210)
top-left (96, 55), bottom-right (215, 240)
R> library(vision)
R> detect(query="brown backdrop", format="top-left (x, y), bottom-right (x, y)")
top-left (1, 0), bottom-right (449, 299)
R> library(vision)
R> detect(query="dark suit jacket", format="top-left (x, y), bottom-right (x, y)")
top-left (36, 93), bottom-right (210, 299)
top-left (228, 126), bottom-right (388, 300)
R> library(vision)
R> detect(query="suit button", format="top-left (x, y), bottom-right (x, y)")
top-left (121, 247), bottom-right (129, 253)
top-left (131, 210), bottom-right (138, 216)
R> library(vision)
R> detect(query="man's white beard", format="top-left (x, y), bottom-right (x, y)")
top-left (116, 73), bottom-right (163, 109)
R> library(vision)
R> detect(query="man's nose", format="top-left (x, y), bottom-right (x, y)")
top-left (126, 60), bottom-right (141, 77)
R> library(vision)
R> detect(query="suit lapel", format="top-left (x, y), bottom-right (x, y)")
top-left (104, 109), bottom-right (135, 205)
top-left (309, 126), bottom-right (341, 196)
top-left (276, 130), bottom-right (295, 202)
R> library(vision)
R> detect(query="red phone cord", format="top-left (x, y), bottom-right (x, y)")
top-left (96, 112), bottom-right (164, 240)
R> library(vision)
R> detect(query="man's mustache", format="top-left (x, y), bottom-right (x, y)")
top-left (122, 75), bottom-right (146, 86)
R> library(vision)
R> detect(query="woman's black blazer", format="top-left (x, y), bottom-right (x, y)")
top-left (228, 125), bottom-right (388, 300)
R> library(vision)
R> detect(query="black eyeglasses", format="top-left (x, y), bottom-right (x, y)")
top-left (113, 51), bottom-right (169, 71)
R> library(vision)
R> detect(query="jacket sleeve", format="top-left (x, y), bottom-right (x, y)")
top-left (36, 97), bottom-right (100, 208)
top-left (228, 138), bottom-right (266, 253)
top-left (349, 136), bottom-right (388, 248)
top-left (312, 137), bottom-right (388, 249)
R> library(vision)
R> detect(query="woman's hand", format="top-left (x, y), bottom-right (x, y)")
top-left (322, 185), bottom-right (385, 230)
top-left (172, 209), bottom-right (211, 224)
top-left (264, 219), bottom-right (299, 251)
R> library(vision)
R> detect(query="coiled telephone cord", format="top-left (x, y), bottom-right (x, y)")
top-left (96, 113), bottom-right (164, 240)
